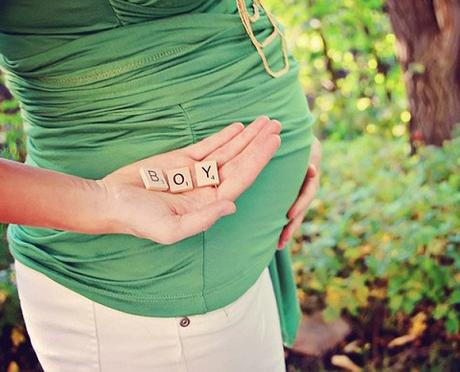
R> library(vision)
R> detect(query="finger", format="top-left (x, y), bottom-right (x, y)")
top-left (172, 200), bottom-right (237, 241)
top-left (277, 213), bottom-right (304, 250)
top-left (286, 165), bottom-right (319, 219)
top-left (217, 120), bottom-right (282, 201)
top-left (185, 121), bottom-right (245, 160)
top-left (293, 164), bottom-right (317, 195)
top-left (205, 115), bottom-right (277, 166)
top-left (307, 163), bottom-right (317, 178)
top-left (286, 178), bottom-right (319, 220)
top-left (293, 163), bottom-right (317, 197)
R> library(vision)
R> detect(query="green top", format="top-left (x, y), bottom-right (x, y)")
top-left (0, 0), bottom-right (314, 347)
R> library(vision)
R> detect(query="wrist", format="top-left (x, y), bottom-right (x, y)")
top-left (93, 178), bottom-right (124, 235)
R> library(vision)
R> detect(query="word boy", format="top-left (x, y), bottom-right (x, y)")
top-left (139, 160), bottom-right (220, 193)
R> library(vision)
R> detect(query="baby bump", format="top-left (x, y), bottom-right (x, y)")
top-left (179, 66), bottom-right (315, 292)
top-left (12, 54), bottom-right (314, 305)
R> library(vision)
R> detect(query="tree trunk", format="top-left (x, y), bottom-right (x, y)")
top-left (386, 0), bottom-right (460, 149)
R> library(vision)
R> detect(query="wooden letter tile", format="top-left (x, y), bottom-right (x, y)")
top-left (195, 160), bottom-right (220, 187)
top-left (139, 167), bottom-right (169, 191)
top-left (166, 167), bottom-right (194, 193)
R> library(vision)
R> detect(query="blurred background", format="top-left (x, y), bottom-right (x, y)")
top-left (1, 0), bottom-right (459, 371)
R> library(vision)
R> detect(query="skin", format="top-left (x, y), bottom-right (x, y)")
top-left (277, 136), bottom-right (322, 250)
top-left (0, 115), bottom-right (282, 245)
top-left (1, 115), bottom-right (321, 247)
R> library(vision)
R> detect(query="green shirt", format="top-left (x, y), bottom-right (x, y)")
top-left (0, 0), bottom-right (314, 347)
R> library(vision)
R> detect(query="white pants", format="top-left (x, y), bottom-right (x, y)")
top-left (14, 259), bottom-right (286, 372)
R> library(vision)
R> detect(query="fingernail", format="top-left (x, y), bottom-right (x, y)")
top-left (233, 122), bottom-right (245, 130)
top-left (259, 115), bottom-right (270, 123)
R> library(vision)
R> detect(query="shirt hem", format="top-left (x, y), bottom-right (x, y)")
top-left (12, 252), bottom-right (268, 318)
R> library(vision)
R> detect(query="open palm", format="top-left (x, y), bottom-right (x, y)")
top-left (97, 115), bottom-right (281, 244)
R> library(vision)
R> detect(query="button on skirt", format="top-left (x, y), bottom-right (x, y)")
top-left (13, 259), bottom-right (286, 372)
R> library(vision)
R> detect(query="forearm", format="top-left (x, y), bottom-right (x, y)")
top-left (0, 158), bottom-right (112, 234)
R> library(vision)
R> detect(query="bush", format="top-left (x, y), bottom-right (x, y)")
top-left (293, 134), bottom-right (460, 368)
top-left (266, 0), bottom-right (408, 140)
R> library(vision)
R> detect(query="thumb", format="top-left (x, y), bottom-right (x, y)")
top-left (177, 200), bottom-right (237, 238)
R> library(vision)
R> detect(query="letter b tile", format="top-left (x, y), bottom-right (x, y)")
top-left (139, 167), bottom-right (169, 191)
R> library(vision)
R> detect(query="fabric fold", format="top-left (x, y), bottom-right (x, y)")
top-left (1, 0), bottom-right (311, 348)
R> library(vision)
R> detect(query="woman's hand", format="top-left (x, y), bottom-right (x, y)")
top-left (98, 115), bottom-right (282, 245)
top-left (277, 136), bottom-right (322, 250)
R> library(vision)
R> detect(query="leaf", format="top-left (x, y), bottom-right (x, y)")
top-left (387, 334), bottom-right (417, 348)
top-left (408, 312), bottom-right (427, 337)
top-left (433, 304), bottom-right (449, 320)
top-left (6, 361), bottom-right (19, 372)
top-left (343, 340), bottom-right (362, 353)
top-left (331, 355), bottom-right (362, 372)
top-left (446, 311), bottom-right (460, 334)
top-left (0, 290), bottom-right (7, 305)
top-left (448, 289), bottom-right (460, 305)
top-left (10, 326), bottom-right (25, 347)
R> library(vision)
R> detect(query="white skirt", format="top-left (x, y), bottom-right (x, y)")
top-left (13, 259), bottom-right (286, 372)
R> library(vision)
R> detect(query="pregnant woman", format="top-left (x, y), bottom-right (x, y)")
top-left (0, 0), bottom-right (320, 371)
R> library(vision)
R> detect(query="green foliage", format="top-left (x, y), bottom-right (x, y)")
top-left (0, 96), bottom-right (25, 162)
top-left (294, 134), bottom-right (460, 366)
top-left (0, 72), bottom-right (28, 362)
top-left (0, 265), bottom-right (21, 339)
top-left (1, 3), bottom-right (459, 369)
top-left (265, 0), bottom-right (409, 140)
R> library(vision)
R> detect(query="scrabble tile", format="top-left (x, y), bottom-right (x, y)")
top-left (139, 167), bottom-right (169, 191)
top-left (166, 166), bottom-right (194, 193)
top-left (195, 160), bottom-right (220, 187)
